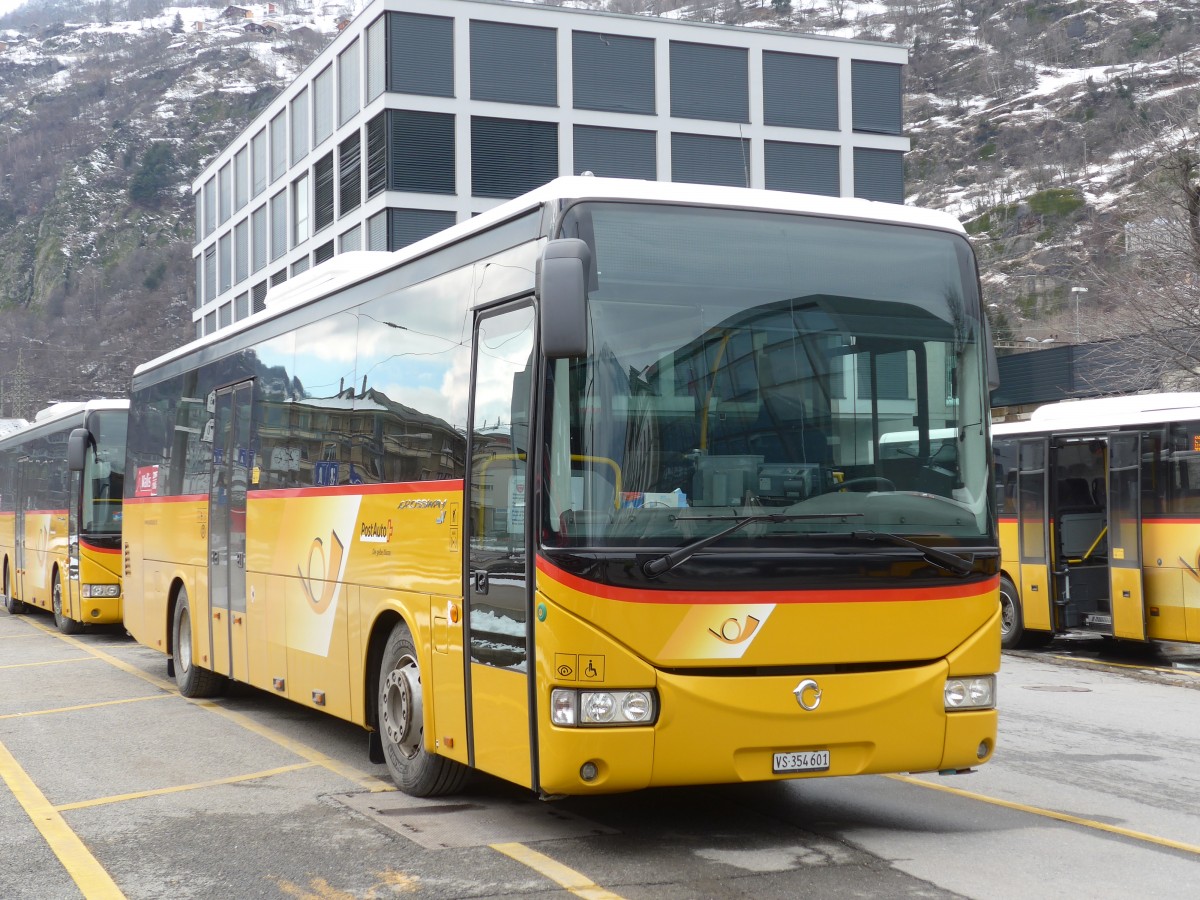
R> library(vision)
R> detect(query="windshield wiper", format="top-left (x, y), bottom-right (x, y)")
top-left (850, 530), bottom-right (974, 576)
top-left (642, 513), bottom-right (863, 578)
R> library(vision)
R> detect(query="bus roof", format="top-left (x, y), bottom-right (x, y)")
top-left (0, 399), bottom-right (128, 447)
top-left (992, 392), bottom-right (1200, 437)
top-left (138, 176), bottom-right (968, 378)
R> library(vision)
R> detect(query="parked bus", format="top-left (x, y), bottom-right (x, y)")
top-left (0, 399), bottom-right (128, 633)
top-left (122, 176), bottom-right (999, 797)
top-left (993, 392), bottom-right (1200, 649)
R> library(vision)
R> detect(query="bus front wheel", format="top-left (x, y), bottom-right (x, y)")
top-left (53, 574), bottom-right (83, 635)
top-left (377, 622), bottom-right (467, 797)
top-left (3, 566), bottom-right (24, 614)
top-left (171, 586), bottom-right (224, 698)
top-left (1000, 575), bottom-right (1052, 649)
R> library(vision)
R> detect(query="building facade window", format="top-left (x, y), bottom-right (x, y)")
top-left (293, 173), bottom-right (310, 247)
top-left (234, 147), bottom-right (248, 211)
top-left (764, 141), bottom-right (839, 196)
top-left (471, 117), bottom-right (557, 198)
top-left (670, 42), bottom-right (748, 123)
top-left (314, 153), bottom-right (335, 234)
top-left (851, 60), bottom-right (902, 136)
top-left (270, 190), bottom-right (288, 261)
top-left (339, 131), bottom-right (361, 216)
top-left (671, 133), bottom-right (750, 187)
top-left (251, 205), bottom-right (267, 274)
top-left (853, 147), bottom-right (904, 203)
top-left (250, 128), bottom-right (267, 197)
top-left (388, 208), bottom-right (456, 251)
top-left (338, 38), bottom-right (360, 127)
top-left (218, 231), bottom-right (232, 294)
top-left (203, 176), bottom-right (216, 237)
top-left (218, 162), bottom-right (231, 225)
top-left (470, 21), bottom-right (555, 106)
top-left (291, 87), bottom-right (309, 166)
top-left (573, 125), bottom-right (655, 180)
top-left (340, 225), bottom-right (361, 252)
top-left (763, 52), bottom-right (838, 130)
top-left (234, 219), bottom-right (249, 284)
top-left (270, 111), bottom-right (287, 183)
top-left (313, 65), bottom-right (333, 147)
top-left (573, 31), bottom-right (654, 115)
top-left (386, 11), bottom-right (453, 97)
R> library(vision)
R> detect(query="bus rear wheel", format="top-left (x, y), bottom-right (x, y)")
top-left (1000, 575), bottom-right (1051, 649)
top-left (378, 622), bottom-right (467, 797)
top-left (171, 586), bottom-right (224, 698)
top-left (3, 566), bottom-right (24, 614)
top-left (53, 573), bottom-right (83, 635)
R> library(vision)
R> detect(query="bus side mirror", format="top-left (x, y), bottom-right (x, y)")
top-left (67, 428), bottom-right (90, 472)
top-left (537, 238), bottom-right (590, 359)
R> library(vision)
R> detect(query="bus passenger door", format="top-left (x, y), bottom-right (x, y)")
top-left (208, 381), bottom-right (253, 680)
top-left (1107, 431), bottom-right (1147, 641)
top-left (1017, 438), bottom-right (1055, 632)
top-left (465, 302), bottom-right (536, 790)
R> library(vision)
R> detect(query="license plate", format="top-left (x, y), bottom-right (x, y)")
top-left (772, 750), bottom-right (830, 774)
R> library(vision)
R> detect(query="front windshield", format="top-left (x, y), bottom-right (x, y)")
top-left (82, 410), bottom-right (126, 536)
top-left (544, 201), bottom-right (991, 549)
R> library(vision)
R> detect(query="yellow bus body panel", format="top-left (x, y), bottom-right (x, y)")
top-left (533, 564), bottom-right (998, 794)
top-left (76, 539), bottom-right (123, 624)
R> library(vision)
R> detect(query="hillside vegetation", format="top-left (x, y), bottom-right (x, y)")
top-left (0, 0), bottom-right (1197, 414)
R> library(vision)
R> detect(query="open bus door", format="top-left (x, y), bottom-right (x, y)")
top-left (464, 302), bottom-right (537, 790)
top-left (1107, 431), bottom-right (1147, 641)
top-left (1017, 438), bottom-right (1056, 633)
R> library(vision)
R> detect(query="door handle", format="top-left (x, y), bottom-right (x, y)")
top-left (473, 569), bottom-right (489, 595)
top-left (234, 553), bottom-right (245, 569)
top-left (211, 551), bottom-right (220, 565)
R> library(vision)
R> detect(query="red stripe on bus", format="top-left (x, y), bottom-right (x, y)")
top-left (252, 479), bottom-right (464, 500)
top-left (124, 494), bottom-right (207, 505)
top-left (536, 557), bottom-right (997, 605)
top-left (79, 540), bottom-right (121, 556)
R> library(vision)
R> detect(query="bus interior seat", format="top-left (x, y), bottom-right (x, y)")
top-left (1057, 477), bottom-right (1094, 509)
top-left (1059, 511), bottom-right (1107, 561)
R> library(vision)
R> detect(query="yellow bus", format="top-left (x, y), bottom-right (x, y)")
top-left (993, 392), bottom-right (1200, 649)
top-left (123, 176), bottom-right (999, 797)
top-left (0, 399), bottom-right (128, 633)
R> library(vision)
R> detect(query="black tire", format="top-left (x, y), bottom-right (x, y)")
top-left (53, 573), bottom-right (83, 635)
top-left (999, 574), bottom-right (1051, 650)
top-left (378, 622), bottom-right (467, 797)
top-left (3, 564), bottom-right (24, 614)
top-left (171, 586), bottom-right (225, 698)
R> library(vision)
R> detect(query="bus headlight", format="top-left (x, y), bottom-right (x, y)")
top-left (82, 584), bottom-right (121, 599)
top-left (944, 676), bottom-right (995, 710)
top-left (550, 688), bottom-right (657, 726)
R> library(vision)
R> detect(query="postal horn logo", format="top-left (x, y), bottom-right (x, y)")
top-left (708, 615), bottom-right (760, 645)
top-left (297, 530), bottom-right (344, 614)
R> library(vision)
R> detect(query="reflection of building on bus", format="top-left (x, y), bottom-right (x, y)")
top-left (0, 399), bottom-right (128, 633)
top-left (123, 177), bottom-right (998, 799)
top-left (993, 392), bottom-right (1200, 650)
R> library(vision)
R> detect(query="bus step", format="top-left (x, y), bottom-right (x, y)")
top-left (1085, 614), bottom-right (1113, 627)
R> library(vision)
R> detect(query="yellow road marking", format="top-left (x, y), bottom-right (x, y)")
top-left (0, 738), bottom-right (126, 899)
top-left (491, 842), bottom-right (626, 900)
top-left (25, 618), bottom-right (392, 792)
top-left (0, 656), bottom-right (99, 670)
top-left (889, 774), bottom-right (1200, 855)
top-left (1051, 654), bottom-right (1200, 679)
top-left (56, 762), bottom-right (317, 811)
top-left (0, 632), bottom-right (41, 639)
top-left (0, 695), bottom-right (170, 720)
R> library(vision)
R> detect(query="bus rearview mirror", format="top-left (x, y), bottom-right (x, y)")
top-left (67, 427), bottom-right (90, 472)
top-left (537, 238), bottom-right (590, 359)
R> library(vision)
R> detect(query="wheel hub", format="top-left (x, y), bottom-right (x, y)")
top-left (381, 658), bottom-right (422, 759)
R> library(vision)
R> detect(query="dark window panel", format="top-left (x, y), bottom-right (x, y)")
top-left (670, 41), bottom-right (748, 123)
top-left (763, 52), bottom-right (838, 130)
top-left (572, 31), bottom-right (654, 115)
top-left (470, 21), bottom-right (556, 107)
top-left (671, 133), bottom-right (750, 188)
top-left (471, 117), bottom-right (557, 199)
top-left (389, 110), bottom-right (455, 195)
top-left (853, 147), bottom-right (904, 204)
top-left (573, 125), bottom-right (655, 181)
top-left (388, 11), bottom-right (454, 97)
top-left (764, 141), bottom-right (839, 196)
top-left (852, 60), bottom-right (903, 136)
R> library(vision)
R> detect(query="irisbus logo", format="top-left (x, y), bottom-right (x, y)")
top-left (359, 520), bottom-right (393, 544)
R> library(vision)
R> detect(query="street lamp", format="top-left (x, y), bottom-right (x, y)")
top-left (1071, 286), bottom-right (1088, 343)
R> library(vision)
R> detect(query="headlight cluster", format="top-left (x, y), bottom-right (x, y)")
top-left (82, 584), bottom-right (121, 599)
top-left (550, 688), bottom-right (657, 727)
top-left (944, 675), bottom-right (995, 710)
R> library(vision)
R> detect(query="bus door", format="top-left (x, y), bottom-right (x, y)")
top-left (66, 457), bottom-right (82, 623)
top-left (1107, 431), bottom-right (1147, 641)
top-left (465, 302), bottom-right (536, 789)
top-left (208, 381), bottom-right (253, 681)
top-left (1017, 438), bottom-right (1056, 632)
top-left (13, 456), bottom-right (26, 604)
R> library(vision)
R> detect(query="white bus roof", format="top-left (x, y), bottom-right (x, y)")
top-left (993, 392), bottom-right (1200, 437)
top-left (0, 399), bottom-right (128, 446)
top-left (138, 176), bottom-right (968, 378)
